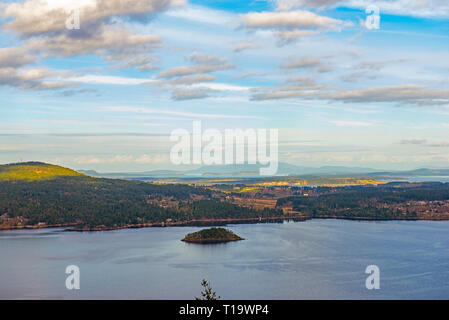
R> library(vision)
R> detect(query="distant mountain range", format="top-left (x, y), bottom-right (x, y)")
top-left (79, 162), bottom-right (449, 179)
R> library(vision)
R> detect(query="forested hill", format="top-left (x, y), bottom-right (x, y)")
top-left (0, 162), bottom-right (282, 230)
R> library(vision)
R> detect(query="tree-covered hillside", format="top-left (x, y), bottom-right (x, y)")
top-left (0, 163), bottom-right (282, 230)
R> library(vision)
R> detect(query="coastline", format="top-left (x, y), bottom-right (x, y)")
top-left (1, 214), bottom-right (449, 232)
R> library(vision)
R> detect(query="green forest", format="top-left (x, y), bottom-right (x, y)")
top-left (0, 175), bottom-right (282, 229)
top-left (276, 183), bottom-right (449, 218)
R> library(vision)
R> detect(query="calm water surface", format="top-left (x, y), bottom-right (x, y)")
top-left (0, 220), bottom-right (448, 299)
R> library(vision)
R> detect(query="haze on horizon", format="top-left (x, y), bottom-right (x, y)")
top-left (0, 0), bottom-right (448, 172)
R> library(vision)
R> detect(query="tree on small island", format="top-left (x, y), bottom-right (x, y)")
top-left (195, 279), bottom-right (220, 300)
top-left (181, 227), bottom-right (244, 244)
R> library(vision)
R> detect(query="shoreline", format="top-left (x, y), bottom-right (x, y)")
top-left (66, 216), bottom-right (309, 232)
top-left (1, 214), bottom-right (449, 232)
top-left (310, 215), bottom-right (449, 221)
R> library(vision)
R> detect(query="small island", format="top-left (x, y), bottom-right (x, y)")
top-left (181, 228), bottom-right (244, 244)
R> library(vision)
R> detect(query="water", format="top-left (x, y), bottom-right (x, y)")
top-left (0, 220), bottom-right (448, 299)
top-left (405, 176), bottom-right (449, 183)
top-left (381, 176), bottom-right (449, 183)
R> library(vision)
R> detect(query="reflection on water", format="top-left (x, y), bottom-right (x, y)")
top-left (0, 220), bottom-right (448, 299)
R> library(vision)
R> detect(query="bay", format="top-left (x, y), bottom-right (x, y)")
top-left (0, 219), bottom-right (448, 299)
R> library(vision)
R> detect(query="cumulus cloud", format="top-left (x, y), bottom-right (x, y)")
top-left (188, 51), bottom-right (228, 65)
top-left (157, 65), bottom-right (218, 78)
top-left (171, 88), bottom-right (209, 100)
top-left (284, 76), bottom-right (322, 88)
top-left (153, 51), bottom-right (236, 100)
top-left (111, 54), bottom-right (160, 71)
top-left (233, 42), bottom-right (258, 52)
top-left (0, 0), bottom-right (183, 75)
top-left (328, 84), bottom-right (449, 105)
top-left (0, 47), bottom-right (36, 68)
top-left (251, 76), bottom-right (325, 100)
top-left (0, 46), bottom-right (77, 90)
top-left (1, 0), bottom-right (185, 36)
top-left (281, 57), bottom-right (332, 72)
top-left (274, 29), bottom-right (319, 40)
top-left (243, 9), bottom-right (352, 42)
top-left (281, 57), bottom-right (319, 69)
top-left (0, 66), bottom-right (74, 90)
top-left (157, 52), bottom-right (233, 79)
top-left (253, 80), bottom-right (449, 106)
top-left (26, 26), bottom-right (161, 58)
top-left (251, 90), bottom-right (316, 100)
top-left (244, 10), bottom-right (343, 29)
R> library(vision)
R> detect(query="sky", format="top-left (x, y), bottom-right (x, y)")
top-left (0, 0), bottom-right (448, 172)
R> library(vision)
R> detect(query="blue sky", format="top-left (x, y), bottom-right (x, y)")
top-left (0, 0), bottom-right (448, 171)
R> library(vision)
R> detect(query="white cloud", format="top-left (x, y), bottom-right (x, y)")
top-left (157, 52), bottom-right (234, 79)
top-left (191, 83), bottom-right (250, 92)
top-left (274, 0), bottom-right (449, 18)
top-left (233, 42), bottom-right (258, 52)
top-left (27, 26), bottom-right (161, 58)
top-left (329, 84), bottom-right (449, 105)
top-left (0, 66), bottom-right (74, 90)
top-left (280, 57), bottom-right (331, 72)
top-left (0, 0), bottom-right (183, 76)
top-left (2, 0), bottom-right (185, 36)
top-left (171, 88), bottom-right (209, 100)
top-left (243, 10), bottom-right (353, 42)
top-left (65, 75), bottom-right (154, 85)
top-left (244, 10), bottom-right (343, 29)
top-left (0, 47), bottom-right (36, 68)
